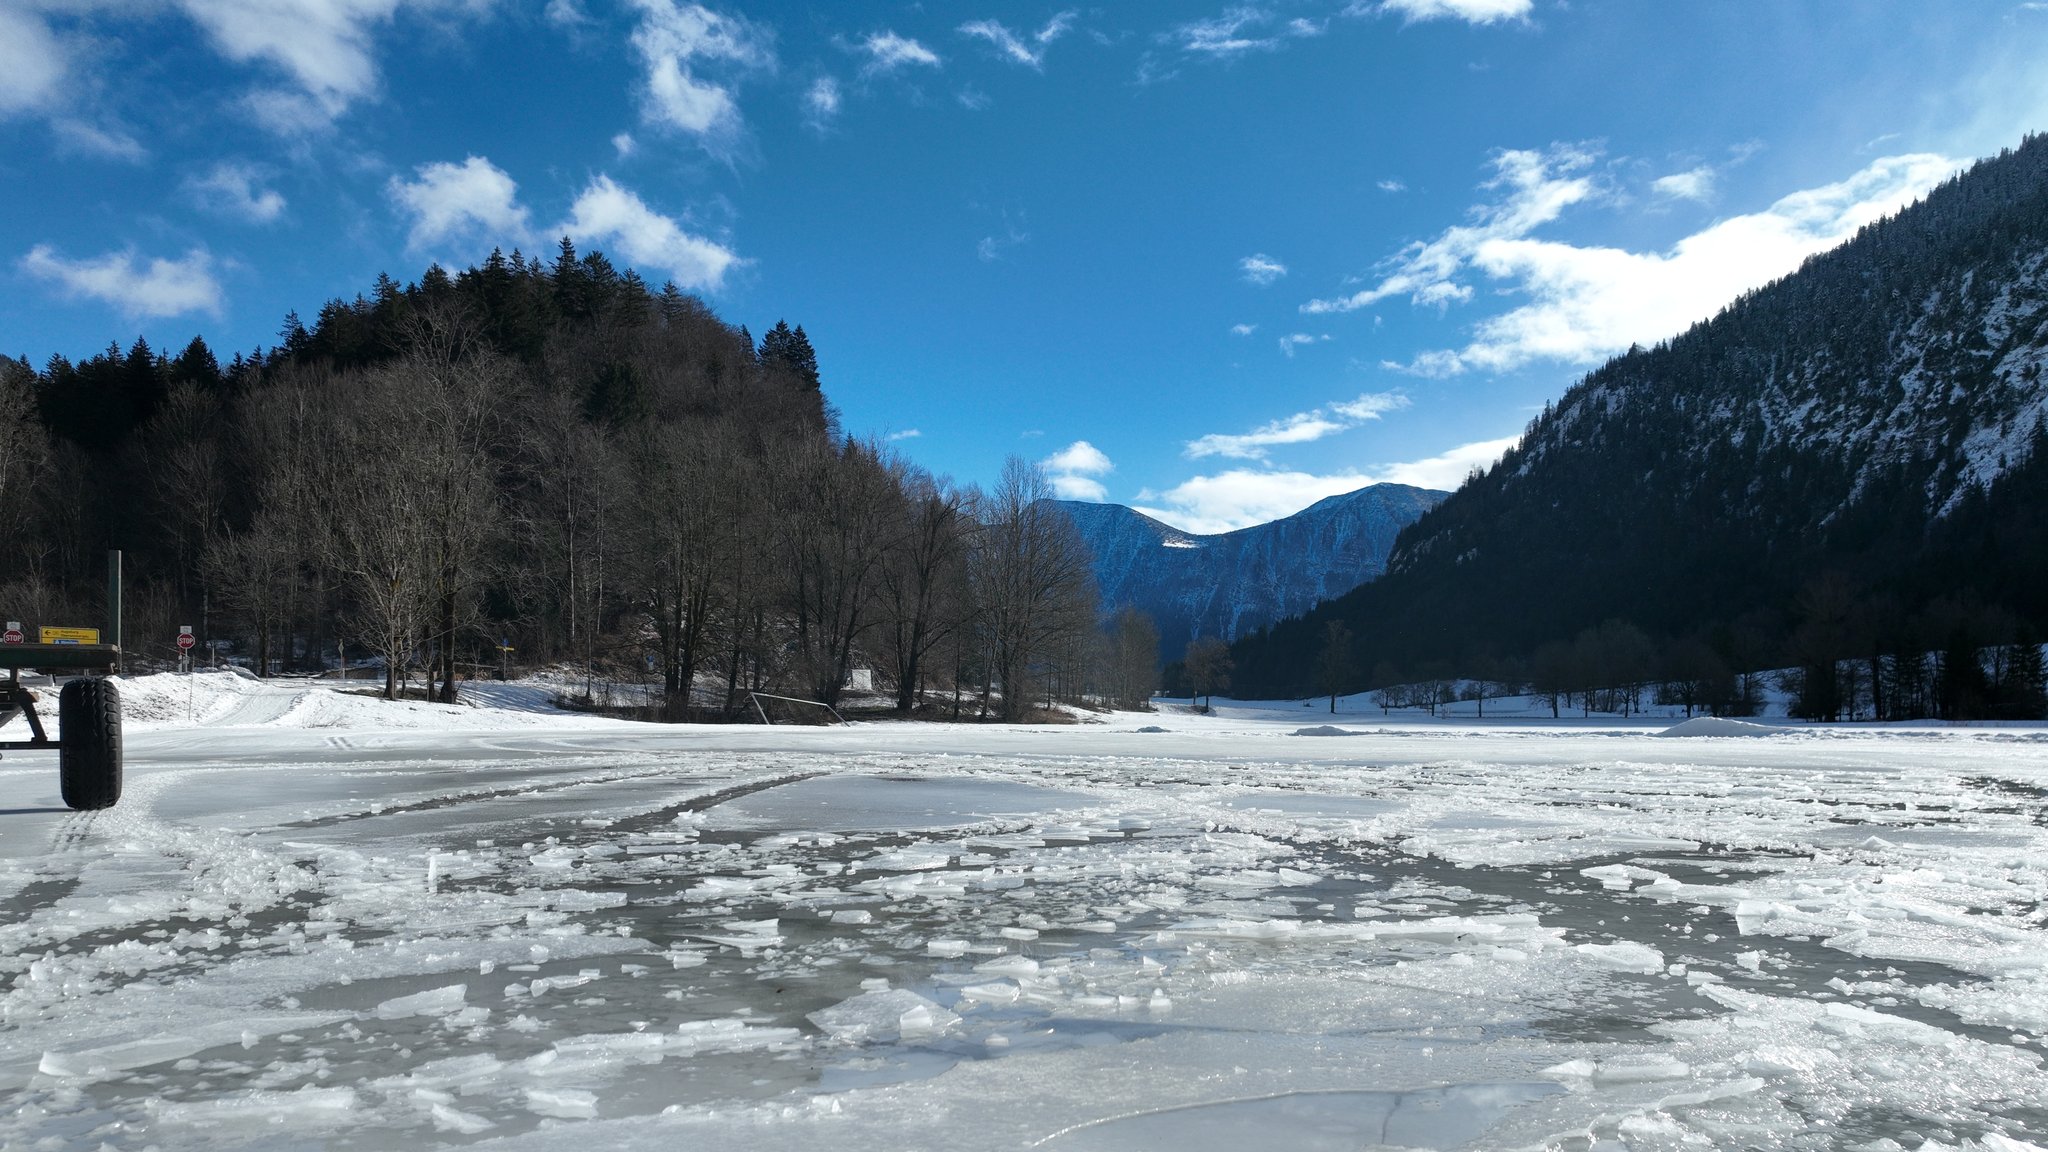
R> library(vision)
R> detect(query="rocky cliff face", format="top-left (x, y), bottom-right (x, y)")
top-left (1058, 483), bottom-right (1444, 658)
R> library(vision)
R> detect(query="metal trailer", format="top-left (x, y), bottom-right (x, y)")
top-left (0, 644), bottom-right (124, 810)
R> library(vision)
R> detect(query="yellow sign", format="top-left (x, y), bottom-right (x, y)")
top-left (39, 626), bottom-right (100, 645)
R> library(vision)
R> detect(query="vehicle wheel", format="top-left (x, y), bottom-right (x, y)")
top-left (59, 678), bottom-right (122, 811)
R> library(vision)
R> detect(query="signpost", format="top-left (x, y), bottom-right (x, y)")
top-left (2, 622), bottom-right (21, 645)
top-left (40, 626), bottom-right (100, 646)
top-left (177, 627), bottom-right (196, 652)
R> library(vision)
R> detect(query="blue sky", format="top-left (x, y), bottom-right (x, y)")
top-left (5, 2), bottom-right (2048, 532)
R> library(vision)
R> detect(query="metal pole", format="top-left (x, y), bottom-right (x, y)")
top-left (107, 549), bottom-right (122, 672)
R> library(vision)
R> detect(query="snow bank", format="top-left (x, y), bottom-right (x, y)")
top-left (1654, 716), bottom-right (1788, 737)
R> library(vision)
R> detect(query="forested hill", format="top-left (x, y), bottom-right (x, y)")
top-left (1230, 132), bottom-right (2048, 717)
top-left (0, 243), bottom-right (1106, 722)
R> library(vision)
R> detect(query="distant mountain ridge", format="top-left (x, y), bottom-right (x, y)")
top-left (1057, 484), bottom-right (1445, 658)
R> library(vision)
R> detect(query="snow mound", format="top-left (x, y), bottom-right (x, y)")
top-left (1655, 717), bottom-right (1787, 738)
top-left (1293, 725), bottom-right (1363, 737)
top-left (1135, 725), bottom-right (1168, 733)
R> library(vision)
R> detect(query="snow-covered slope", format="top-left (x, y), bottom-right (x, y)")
top-left (1059, 483), bottom-right (1443, 654)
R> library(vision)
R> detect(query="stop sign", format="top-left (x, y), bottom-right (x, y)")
top-left (1, 628), bottom-right (21, 644)
top-left (176, 632), bottom-right (196, 651)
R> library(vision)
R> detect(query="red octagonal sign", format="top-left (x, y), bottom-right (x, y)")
top-left (1, 628), bottom-right (22, 644)
top-left (176, 632), bottom-right (196, 650)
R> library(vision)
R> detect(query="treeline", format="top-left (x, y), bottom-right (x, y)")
top-left (0, 243), bottom-right (1158, 719)
top-left (1318, 610), bottom-right (2045, 723)
top-left (1228, 133), bottom-right (2048, 721)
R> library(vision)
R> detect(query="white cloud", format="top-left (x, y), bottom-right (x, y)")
top-left (1371, 0), bottom-right (1532, 25)
top-left (559, 174), bottom-right (740, 290)
top-left (1043, 439), bottom-right (1113, 501)
top-left (21, 244), bottom-right (224, 319)
top-left (178, 0), bottom-right (409, 128)
top-left (1303, 142), bottom-right (1601, 316)
top-left (1652, 165), bottom-right (1715, 201)
top-left (1174, 7), bottom-right (1280, 55)
top-left (804, 76), bottom-right (841, 127)
top-left (1277, 332), bottom-right (1328, 356)
top-left (627, 0), bottom-right (770, 145)
top-left (1377, 178), bottom-right (1405, 193)
top-left (1239, 253), bottom-right (1287, 285)
top-left (959, 11), bottom-right (1076, 68)
top-left (1339, 148), bottom-right (1958, 375)
top-left (1136, 432), bottom-right (1515, 533)
top-left (389, 155), bottom-right (530, 252)
top-left (544, 0), bottom-right (588, 26)
top-left (1136, 470), bottom-right (1373, 534)
top-left (861, 31), bottom-right (941, 75)
top-left (1185, 391), bottom-right (1407, 460)
top-left (0, 7), bottom-right (67, 117)
top-left (188, 162), bottom-right (287, 223)
top-left (1362, 434), bottom-right (1519, 489)
top-left (887, 428), bottom-right (922, 441)
top-left (1230, 323), bottom-right (1257, 335)
top-left (613, 132), bottom-right (637, 157)
top-left (52, 118), bottom-right (146, 162)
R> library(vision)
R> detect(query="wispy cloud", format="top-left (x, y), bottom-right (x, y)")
top-left (804, 75), bottom-right (841, 128)
top-left (1315, 145), bottom-right (1958, 376)
top-left (188, 162), bottom-right (287, 223)
top-left (1651, 165), bottom-right (1715, 202)
top-left (959, 12), bottom-right (1076, 68)
top-left (1277, 332), bottom-right (1328, 356)
top-left (0, 7), bottom-right (68, 119)
top-left (389, 155), bottom-right (530, 252)
top-left (1043, 439), bottom-right (1113, 501)
top-left (1170, 6), bottom-right (1324, 56)
top-left (861, 31), bottom-right (941, 75)
top-left (1230, 323), bottom-right (1257, 335)
top-left (1303, 142), bottom-right (1602, 317)
top-left (22, 244), bottom-right (224, 319)
top-left (1239, 253), bottom-right (1287, 285)
top-left (888, 428), bottom-right (922, 441)
top-left (1377, 178), bottom-right (1406, 193)
top-left (1366, 0), bottom-right (1533, 25)
top-left (626, 0), bottom-right (771, 149)
top-left (1185, 391), bottom-right (1407, 460)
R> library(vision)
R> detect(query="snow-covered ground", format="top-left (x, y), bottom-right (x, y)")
top-left (3, 672), bottom-right (2046, 1150)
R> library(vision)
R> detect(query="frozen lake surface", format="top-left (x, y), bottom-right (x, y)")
top-left (4, 673), bottom-right (2047, 1150)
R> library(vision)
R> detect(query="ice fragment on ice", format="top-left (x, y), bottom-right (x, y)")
top-left (808, 989), bottom-right (959, 1040)
top-left (1573, 942), bottom-right (1665, 973)
top-left (524, 1087), bottom-right (598, 1118)
top-left (376, 984), bottom-right (467, 1019)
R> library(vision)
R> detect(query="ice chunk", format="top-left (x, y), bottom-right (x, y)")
top-left (829, 909), bottom-right (874, 925)
top-left (376, 984), bottom-right (467, 1020)
top-left (1574, 942), bottom-right (1665, 973)
top-left (808, 989), bottom-right (959, 1041)
top-left (523, 1087), bottom-right (598, 1118)
top-left (960, 982), bottom-right (1021, 1005)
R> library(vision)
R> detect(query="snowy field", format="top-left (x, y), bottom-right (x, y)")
top-left (4, 672), bottom-right (2047, 1150)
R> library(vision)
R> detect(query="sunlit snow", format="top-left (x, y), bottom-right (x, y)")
top-left (2, 670), bottom-right (2045, 1150)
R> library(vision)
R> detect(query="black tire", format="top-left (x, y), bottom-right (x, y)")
top-left (59, 678), bottom-right (122, 811)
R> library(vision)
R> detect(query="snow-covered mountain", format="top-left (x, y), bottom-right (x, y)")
top-left (1058, 483), bottom-right (1444, 657)
top-left (1232, 133), bottom-right (2048, 696)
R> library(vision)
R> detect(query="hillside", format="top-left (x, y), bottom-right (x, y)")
top-left (1231, 133), bottom-right (2048, 715)
top-left (1060, 483), bottom-right (1443, 658)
